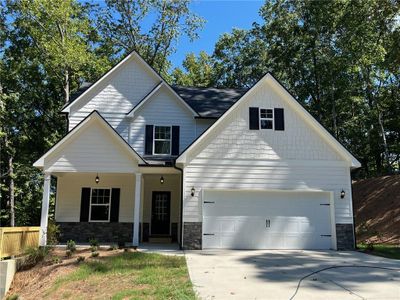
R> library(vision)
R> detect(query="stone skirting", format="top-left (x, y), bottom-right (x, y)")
top-left (183, 222), bottom-right (202, 250)
top-left (57, 222), bottom-right (134, 243)
top-left (336, 223), bottom-right (355, 250)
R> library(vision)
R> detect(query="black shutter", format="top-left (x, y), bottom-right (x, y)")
top-left (80, 187), bottom-right (91, 222)
top-left (274, 108), bottom-right (285, 131)
top-left (145, 125), bottom-right (153, 155)
top-left (249, 107), bottom-right (259, 130)
top-left (171, 126), bottom-right (180, 156)
top-left (110, 188), bottom-right (120, 223)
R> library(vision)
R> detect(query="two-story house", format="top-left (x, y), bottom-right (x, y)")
top-left (34, 51), bottom-right (360, 250)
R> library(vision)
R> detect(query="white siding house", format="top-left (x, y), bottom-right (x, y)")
top-left (34, 51), bottom-right (360, 250)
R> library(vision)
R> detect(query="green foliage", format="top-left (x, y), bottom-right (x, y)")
top-left (77, 256), bottom-right (85, 263)
top-left (91, 251), bottom-right (99, 258)
top-left (65, 249), bottom-right (72, 258)
top-left (66, 240), bottom-right (76, 253)
top-left (47, 220), bottom-right (60, 246)
top-left (172, 0), bottom-right (400, 177)
top-left (95, 0), bottom-right (204, 77)
top-left (6, 294), bottom-right (19, 300)
top-left (22, 246), bottom-right (50, 269)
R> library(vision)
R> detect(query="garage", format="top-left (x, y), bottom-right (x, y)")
top-left (202, 190), bottom-right (334, 250)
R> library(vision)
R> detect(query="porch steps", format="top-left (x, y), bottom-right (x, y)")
top-left (148, 235), bottom-right (172, 244)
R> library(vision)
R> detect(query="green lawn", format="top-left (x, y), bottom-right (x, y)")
top-left (358, 244), bottom-right (400, 260)
top-left (45, 252), bottom-right (196, 300)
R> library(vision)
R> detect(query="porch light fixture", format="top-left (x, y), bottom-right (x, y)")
top-left (160, 176), bottom-right (164, 184)
top-left (191, 187), bottom-right (195, 197)
top-left (95, 174), bottom-right (100, 184)
top-left (340, 190), bottom-right (345, 199)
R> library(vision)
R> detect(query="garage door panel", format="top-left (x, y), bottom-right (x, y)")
top-left (202, 190), bottom-right (332, 250)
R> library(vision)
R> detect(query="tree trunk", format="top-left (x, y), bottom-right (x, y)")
top-left (64, 69), bottom-right (69, 104)
top-left (9, 156), bottom-right (15, 227)
top-left (377, 109), bottom-right (390, 171)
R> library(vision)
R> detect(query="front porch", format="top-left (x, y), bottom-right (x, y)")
top-left (41, 171), bottom-right (182, 247)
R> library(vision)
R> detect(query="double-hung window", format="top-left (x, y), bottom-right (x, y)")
top-left (260, 108), bottom-right (274, 129)
top-left (90, 188), bottom-right (111, 222)
top-left (153, 126), bottom-right (171, 155)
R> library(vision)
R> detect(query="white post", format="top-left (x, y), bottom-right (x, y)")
top-left (133, 173), bottom-right (142, 247)
top-left (39, 173), bottom-right (51, 246)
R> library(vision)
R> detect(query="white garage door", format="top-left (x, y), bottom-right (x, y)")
top-left (202, 190), bottom-right (333, 250)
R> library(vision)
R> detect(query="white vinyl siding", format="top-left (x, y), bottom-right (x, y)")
top-left (68, 56), bottom-right (158, 130)
top-left (182, 80), bottom-right (354, 225)
top-left (55, 173), bottom-right (136, 222)
top-left (44, 118), bottom-right (138, 173)
top-left (129, 86), bottom-right (196, 156)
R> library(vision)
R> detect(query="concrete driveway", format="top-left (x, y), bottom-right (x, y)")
top-left (185, 250), bottom-right (400, 300)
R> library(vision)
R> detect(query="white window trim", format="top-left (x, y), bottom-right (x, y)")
top-left (153, 125), bottom-right (172, 156)
top-left (89, 187), bottom-right (112, 222)
top-left (260, 108), bottom-right (274, 130)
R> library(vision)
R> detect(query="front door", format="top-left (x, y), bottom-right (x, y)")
top-left (151, 191), bottom-right (171, 235)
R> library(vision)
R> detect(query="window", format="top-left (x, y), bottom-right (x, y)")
top-left (153, 126), bottom-right (171, 155)
top-left (89, 188), bottom-right (111, 222)
top-left (260, 108), bottom-right (274, 129)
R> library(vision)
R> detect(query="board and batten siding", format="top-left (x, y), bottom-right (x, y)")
top-left (182, 80), bottom-right (354, 225)
top-left (56, 173), bottom-right (136, 222)
top-left (129, 86), bottom-right (197, 156)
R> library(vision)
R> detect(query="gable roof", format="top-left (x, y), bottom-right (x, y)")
top-left (126, 82), bottom-right (199, 117)
top-left (61, 50), bottom-right (197, 116)
top-left (172, 86), bottom-right (248, 118)
top-left (176, 72), bottom-right (361, 168)
top-left (34, 110), bottom-right (146, 168)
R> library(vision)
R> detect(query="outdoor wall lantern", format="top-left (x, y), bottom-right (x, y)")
top-left (191, 187), bottom-right (195, 197)
top-left (160, 176), bottom-right (164, 184)
top-left (340, 190), bottom-right (345, 199)
top-left (95, 173), bottom-right (100, 184)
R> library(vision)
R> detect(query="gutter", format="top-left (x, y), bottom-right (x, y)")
top-left (173, 162), bottom-right (184, 250)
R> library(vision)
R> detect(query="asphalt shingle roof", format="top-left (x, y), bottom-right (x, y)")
top-left (69, 83), bottom-right (248, 118)
top-left (172, 85), bottom-right (248, 118)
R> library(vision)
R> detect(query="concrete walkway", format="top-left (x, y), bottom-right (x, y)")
top-left (185, 250), bottom-right (400, 300)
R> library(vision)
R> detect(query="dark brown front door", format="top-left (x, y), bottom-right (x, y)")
top-left (151, 191), bottom-right (171, 235)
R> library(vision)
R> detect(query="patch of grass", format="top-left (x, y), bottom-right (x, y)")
top-left (358, 243), bottom-right (400, 259)
top-left (45, 252), bottom-right (196, 299)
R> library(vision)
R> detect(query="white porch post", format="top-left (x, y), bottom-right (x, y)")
top-left (39, 173), bottom-right (51, 246)
top-left (133, 173), bottom-right (142, 247)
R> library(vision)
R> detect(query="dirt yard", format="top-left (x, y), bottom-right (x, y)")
top-left (353, 174), bottom-right (400, 244)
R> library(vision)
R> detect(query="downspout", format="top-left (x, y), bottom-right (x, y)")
top-left (350, 170), bottom-right (357, 249)
top-left (173, 162), bottom-right (184, 250)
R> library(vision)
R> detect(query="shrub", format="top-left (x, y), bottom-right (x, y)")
top-left (22, 246), bottom-right (50, 269)
top-left (52, 256), bottom-right (62, 264)
top-left (66, 240), bottom-right (76, 253)
top-left (91, 251), bottom-right (99, 258)
top-left (366, 242), bottom-right (374, 251)
top-left (89, 238), bottom-right (99, 247)
top-left (6, 294), bottom-right (19, 300)
top-left (77, 256), bottom-right (85, 263)
top-left (65, 249), bottom-right (72, 258)
top-left (108, 245), bottom-right (118, 251)
top-left (47, 220), bottom-right (60, 246)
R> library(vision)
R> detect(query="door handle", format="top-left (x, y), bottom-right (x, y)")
top-left (266, 219), bottom-right (271, 228)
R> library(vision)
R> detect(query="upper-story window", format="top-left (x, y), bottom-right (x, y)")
top-left (260, 108), bottom-right (274, 129)
top-left (153, 126), bottom-right (171, 155)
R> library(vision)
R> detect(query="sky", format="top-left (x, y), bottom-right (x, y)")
top-left (170, 0), bottom-right (264, 69)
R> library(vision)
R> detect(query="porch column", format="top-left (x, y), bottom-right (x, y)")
top-left (39, 172), bottom-right (51, 246)
top-left (133, 173), bottom-right (142, 246)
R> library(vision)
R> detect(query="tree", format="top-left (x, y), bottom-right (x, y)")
top-left (7, 0), bottom-right (110, 104)
top-left (171, 51), bottom-right (215, 87)
top-left (95, 0), bottom-right (204, 77)
top-left (203, 0), bottom-right (400, 177)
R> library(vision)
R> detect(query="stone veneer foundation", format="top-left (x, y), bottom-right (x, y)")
top-left (182, 222), bottom-right (202, 250)
top-left (336, 223), bottom-right (355, 250)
